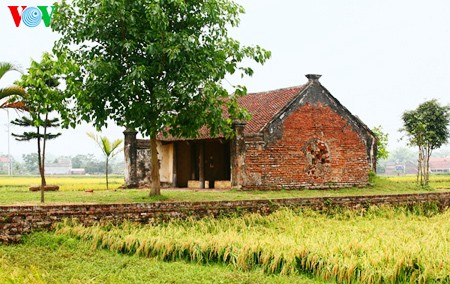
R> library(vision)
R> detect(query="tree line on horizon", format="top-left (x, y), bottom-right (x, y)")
top-left (0, 153), bottom-right (125, 176)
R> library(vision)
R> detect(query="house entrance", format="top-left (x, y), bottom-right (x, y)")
top-left (175, 139), bottom-right (230, 188)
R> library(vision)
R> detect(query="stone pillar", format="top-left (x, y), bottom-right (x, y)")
top-left (123, 128), bottom-right (138, 188)
top-left (231, 121), bottom-right (246, 189)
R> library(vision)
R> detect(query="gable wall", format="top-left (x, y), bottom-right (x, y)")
top-left (242, 102), bottom-right (370, 189)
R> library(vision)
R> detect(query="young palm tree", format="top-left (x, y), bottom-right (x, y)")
top-left (87, 132), bottom-right (123, 190)
top-left (0, 62), bottom-right (26, 109)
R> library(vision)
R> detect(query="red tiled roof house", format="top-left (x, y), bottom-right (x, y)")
top-left (124, 74), bottom-right (377, 189)
top-left (429, 158), bottom-right (450, 173)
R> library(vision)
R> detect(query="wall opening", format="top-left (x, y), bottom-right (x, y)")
top-left (304, 139), bottom-right (330, 178)
top-left (175, 139), bottom-right (230, 188)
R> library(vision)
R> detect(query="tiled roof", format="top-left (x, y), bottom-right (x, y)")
top-left (239, 85), bottom-right (306, 135)
top-left (158, 84), bottom-right (307, 141)
top-left (429, 157), bottom-right (450, 169)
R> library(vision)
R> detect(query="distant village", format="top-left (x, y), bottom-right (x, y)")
top-left (0, 154), bottom-right (124, 176)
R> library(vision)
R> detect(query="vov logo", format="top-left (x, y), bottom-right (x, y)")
top-left (8, 6), bottom-right (56, 28)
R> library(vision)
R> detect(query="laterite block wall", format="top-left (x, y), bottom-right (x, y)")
top-left (1, 192), bottom-right (449, 244)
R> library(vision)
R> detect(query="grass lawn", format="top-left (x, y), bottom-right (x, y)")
top-left (0, 175), bottom-right (449, 206)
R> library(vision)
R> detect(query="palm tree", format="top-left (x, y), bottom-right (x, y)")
top-left (1, 62), bottom-right (26, 176)
top-left (87, 132), bottom-right (123, 190)
top-left (0, 62), bottom-right (26, 110)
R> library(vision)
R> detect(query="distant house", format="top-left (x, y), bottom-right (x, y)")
top-left (124, 74), bottom-right (377, 189)
top-left (70, 168), bottom-right (86, 175)
top-left (0, 155), bottom-right (11, 174)
top-left (429, 158), bottom-right (450, 173)
top-left (384, 161), bottom-right (417, 176)
top-left (45, 159), bottom-right (72, 175)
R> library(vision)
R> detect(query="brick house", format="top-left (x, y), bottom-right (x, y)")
top-left (124, 74), bottom-right (377, 189)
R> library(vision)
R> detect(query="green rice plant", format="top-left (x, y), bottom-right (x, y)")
top-left (54, 205), bottom-right (450, 284)
top-left (2, 232), bottom-right (315, 283)
top-left (0, 175), bottom-right (124, 192)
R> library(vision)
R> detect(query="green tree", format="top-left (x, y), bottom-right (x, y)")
top-left (52, 0), bottom-right (270, 195)
top-left (87, 132), bottom-right (123, 190)
top-left (389, 147), bottom-right (417, 163)
top-left (401, 100), bottom-right (450, 186)
top-left (22, 153), bottom-right (39, 174)
top-left (12, 53), bottom-right (65, 203)
top-left (431, 148), bottom-right (450, 158)
top-left (12, 116), bottom-right (61, 202)
top-left (71, 154), bottom-right (86, 169)
top-left (12, 160), bottom-right (26, 175)
top-left (111, 160), bottom-right (125, 175)
top-left (372, 125), bottom-right (389, 160)
top-left (71, 154), bottom-right (105, 174)
top-left (0, 62), bottom-right (26, 110)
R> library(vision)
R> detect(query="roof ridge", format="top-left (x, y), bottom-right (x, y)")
top-left (247, 84), bottom-right (306, 96)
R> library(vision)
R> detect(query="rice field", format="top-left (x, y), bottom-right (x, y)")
top-left (0, 175), bottom-right (124, 191)
top-left (54, 205), bottom-right (450, 283)
top-left (0, 232), bottom-right (318, 283)
top-left (386, 174), bottom-right (450, 189)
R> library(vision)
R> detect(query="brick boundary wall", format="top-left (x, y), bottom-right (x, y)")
top-left (1, 192), bottom-right (449, 244)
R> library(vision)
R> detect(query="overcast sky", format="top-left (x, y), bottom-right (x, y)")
top-left (1, 0), bottom-right (450, 161)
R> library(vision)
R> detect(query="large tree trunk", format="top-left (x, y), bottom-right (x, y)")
top-left (420, 146), bottom-right (427, 186)
top-left (416, 154), bottom-right (420, 183)
top-left (150, 137), bottom-right (160, 195)
top-left (418, 146), bottom-right (424, 186)
top-left (424, 147), bottom-right (432, 186)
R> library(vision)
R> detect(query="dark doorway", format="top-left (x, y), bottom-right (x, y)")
top-left (204, 139), bottom-right (230, 188)
top-left (175, 139), bottom-right (230, 188)
top-left (175, 142), bottom-right (192, 187)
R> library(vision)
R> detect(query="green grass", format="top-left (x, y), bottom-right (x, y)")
top-left (0, 175), bottom-right (449, 205)
top-left (54, 205), bottom-right (450, 283)
top-left (0, 232), bottom-right (321, 283)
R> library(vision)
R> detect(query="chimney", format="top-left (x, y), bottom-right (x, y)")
top-left (305, 74), bottom-right (322, 82)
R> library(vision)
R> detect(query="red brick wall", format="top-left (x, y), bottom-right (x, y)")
top-left (243, 103), bottom-right (370, 189)
top-left (1, 193), bottom-right (449, 244)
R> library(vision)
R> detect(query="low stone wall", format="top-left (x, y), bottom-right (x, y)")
top-left (1, 192), bottom-right (449, 244)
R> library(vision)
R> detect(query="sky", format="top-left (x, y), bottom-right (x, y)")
top-left (1, 0), bottom-right (450, 161)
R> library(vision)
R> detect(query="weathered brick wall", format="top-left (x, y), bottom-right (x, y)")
top-left (243, 103), bottom-right (370, 189)
top-left (1, 192), bottom-right (449, 244)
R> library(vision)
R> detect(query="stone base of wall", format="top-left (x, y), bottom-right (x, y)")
top-left (242, 182), bottom-right (369, 190)
top-left (215, 180), bottom-right (231, 189)
top-left (188, 180), bottom-right (210, 189)
top-left (1, 192), bottom-right (449, 244)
